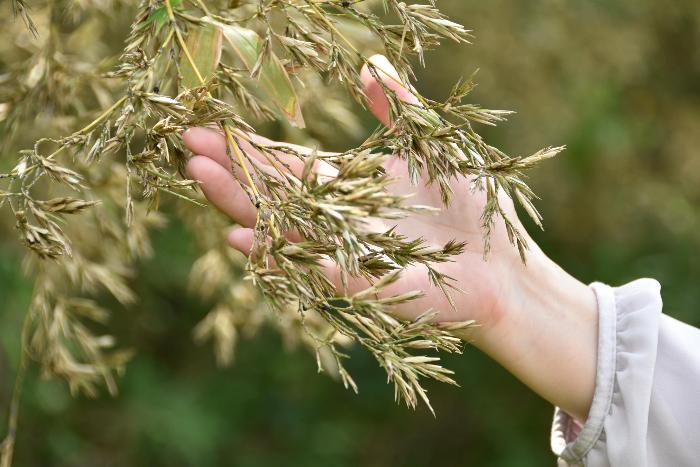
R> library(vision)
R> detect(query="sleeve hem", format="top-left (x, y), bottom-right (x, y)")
top-left (551, 282), bottom-right (618, 465)
top-left (551, 279), bottom-right (662, 466)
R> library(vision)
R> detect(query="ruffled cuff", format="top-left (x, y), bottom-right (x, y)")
top-left (551, 279), bottom-right (662, 467)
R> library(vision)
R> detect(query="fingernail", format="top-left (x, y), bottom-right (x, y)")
top-left (368, 54), bottom-right (400, 81)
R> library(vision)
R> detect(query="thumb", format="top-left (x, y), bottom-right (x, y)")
top-left (360, 54), bottom-right (420, 127)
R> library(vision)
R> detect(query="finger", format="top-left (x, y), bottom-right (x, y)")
top-left (226, 227), bottom-right (370, 295)
top-left (227, 225), bottom-right (458, 323)
top-left (227, 227), bottom-right (255, 254)
top-left (245, 133), bottom-right (336, 159)
top-left (183, 127), bottom-right (234, 172)
top-left (183, 127), bottom-right (337, 180)
top-left (186, 133), bottom-right (317, 242)
top-left (182, 127), bottom-right (293, 175)
top-left (186, 156), bottom-right (257, 227)
top-left (245, 133), bottom-right (338, 179)
top-left (360, 54), bottom-right (421, 127)
top-left (184, 128), bottom-right (312, 192)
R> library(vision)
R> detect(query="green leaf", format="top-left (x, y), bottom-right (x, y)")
top-left (146, 0), bottom-right (183, 33)
top-left (218, 23), bottom-right (305, 127)
top-left (179, 21), bottom-right (223, 89)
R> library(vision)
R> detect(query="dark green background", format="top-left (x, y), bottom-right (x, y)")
top-left (2, 1), bottom-right (699, 466)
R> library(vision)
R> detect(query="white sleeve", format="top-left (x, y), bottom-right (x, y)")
top-left (551, 279), bottom-right (700, 467)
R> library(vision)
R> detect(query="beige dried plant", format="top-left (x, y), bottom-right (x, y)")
top-left (0, 1), bottom-right (561, 464)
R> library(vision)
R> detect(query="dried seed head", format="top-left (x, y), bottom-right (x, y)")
top-left (1, 0), bottom-right (558, 423)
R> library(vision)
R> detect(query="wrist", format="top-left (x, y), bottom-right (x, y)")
top-left (470, 245), bottom-right (599, 420)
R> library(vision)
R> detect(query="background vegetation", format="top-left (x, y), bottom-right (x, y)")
top-left (1, 0), bottom-right (699, 466)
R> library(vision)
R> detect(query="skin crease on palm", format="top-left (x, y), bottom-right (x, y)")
top-left (182, 54), bottom-right (600, 421)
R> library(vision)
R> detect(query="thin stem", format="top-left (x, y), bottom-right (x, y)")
top-left (13, 95), bottom-right (129, 179)
top-left (192, 0), bottom-right (212, 17)
top-left (223, 127), bottom-right (258, 193)
top-left (165, 0), bottom-right (259, 198)
top-left (306, 0), bottom-right (360, 54)
top-left (0, 306), bottom-right (33, 467)
top-left (305, 0), bottom-right (419, 100)
top-left (238, 131), bottom-right (293, 181)
top-left (77, 95), bottom-right (128, 137)
top-left (11, 25), bottom-right (178, 182)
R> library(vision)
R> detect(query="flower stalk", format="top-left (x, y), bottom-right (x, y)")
top-left (0, 1), bottom-right (561, 462)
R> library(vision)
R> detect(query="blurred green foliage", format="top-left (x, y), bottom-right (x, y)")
top-left (1, 0), bottom-right (699, 465)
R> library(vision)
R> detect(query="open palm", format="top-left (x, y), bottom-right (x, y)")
top-left (183, 55), bottom-right (531, 329)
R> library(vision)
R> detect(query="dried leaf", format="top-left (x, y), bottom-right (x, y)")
top-left (180, 21), bottom-right (223, 89)
top-left (218, 23), bottom-right (305, 127)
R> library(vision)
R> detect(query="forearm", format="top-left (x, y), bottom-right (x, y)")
top-left (466, 248), bottom-right (599, 421)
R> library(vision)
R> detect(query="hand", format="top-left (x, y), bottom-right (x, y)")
top-left (185, 55), bottom-right (525, 326)
top-left (182, 55), bottom-right (599, 421)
